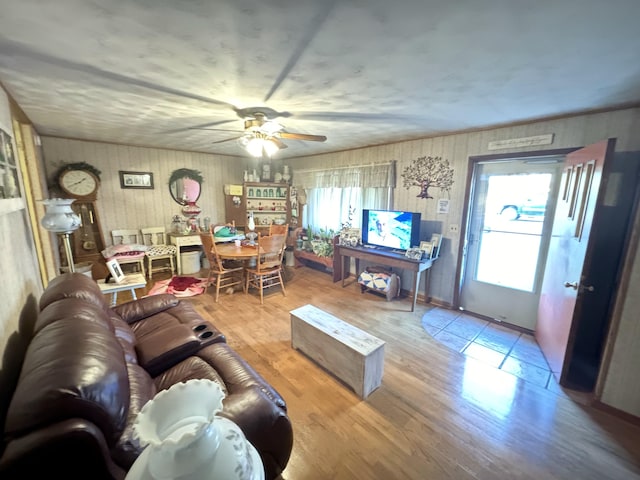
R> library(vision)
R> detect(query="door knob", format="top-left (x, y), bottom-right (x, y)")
top-left (580, 284), bottom-right (595, 293)
top-left (563, 281), bottom-right (578, 290)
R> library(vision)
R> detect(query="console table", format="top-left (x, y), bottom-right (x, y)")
top-left (335, 245), bottom-right (435, 312)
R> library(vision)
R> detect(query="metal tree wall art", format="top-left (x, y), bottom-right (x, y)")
top-left (401, 156), bottom-right (454, 199)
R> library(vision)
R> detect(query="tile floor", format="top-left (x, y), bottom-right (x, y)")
top-left (422, 307), bottom-right (564, 394)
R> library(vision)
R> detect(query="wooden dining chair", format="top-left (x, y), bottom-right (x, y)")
top-left (199, 230), bottom-right (244, 302)
top-left (268, 223), bottom-right (289, 236)
top-left (245, 234), bottom-right (287, 304)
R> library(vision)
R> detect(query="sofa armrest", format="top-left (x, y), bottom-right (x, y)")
top-left (220, 385), bottom-right (293, 480)
top-left (135, 323), bottom-right (201, 376)
top-left (113, 294), bottom-right (179, 324)
top-left (0, 419), bottom-right (127, 479)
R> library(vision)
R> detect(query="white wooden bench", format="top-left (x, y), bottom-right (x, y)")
top-left (290, 304), bottom-right (385, 399)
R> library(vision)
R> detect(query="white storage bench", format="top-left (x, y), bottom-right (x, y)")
top-left (290, 304), bottom-right (385, 399)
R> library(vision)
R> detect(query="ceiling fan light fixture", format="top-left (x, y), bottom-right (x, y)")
top-left (245, 137), bottom-right (263, 157)
top-left (245, 136), bottom-right (279, 157)
top-left (263, 139), bottom-right (279, 157)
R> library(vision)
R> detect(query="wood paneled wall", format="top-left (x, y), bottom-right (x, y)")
top-left (37, 107), bottom-right (640, 418)
top-left (291, 107), bottom-right (640, 418)
top-left (40, 138), bottom-right (246, 241)
top-left (292, 108), bottom-right (640, 306)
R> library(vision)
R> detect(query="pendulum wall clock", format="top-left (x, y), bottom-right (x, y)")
top-left (56, 164), bottom-right (106, 265)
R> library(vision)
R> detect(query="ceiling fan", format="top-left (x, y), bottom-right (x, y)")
top-left (189, 109), bottom-right (327, 156)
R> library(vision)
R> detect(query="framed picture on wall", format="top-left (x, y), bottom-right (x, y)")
top-left (119, 171), bottom-right (154, 189)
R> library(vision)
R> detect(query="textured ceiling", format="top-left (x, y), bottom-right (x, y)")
top-left (1, 0), bottom-right (640, 159)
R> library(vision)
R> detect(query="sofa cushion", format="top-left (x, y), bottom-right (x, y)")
top-left (38, 272), bottom-right (110, 313)
top-left (153, 356), bottom-right (228, 396)
top-left (4, 314), bottom-right (130, 446)
top-left (110, 316), bottom-right (139, 365)
top-left (197, 343), bottom-right (287, 411)
top-left (34, 297), bottom-right (115, 336)
top-left (134, 324), bottom-right (201, 376)
top-left (126, 300), bottom-right (223, 337)
top-left (111, 363), bottom-right (157, 469)
top-left (113, 294), bottom-right (179, 325)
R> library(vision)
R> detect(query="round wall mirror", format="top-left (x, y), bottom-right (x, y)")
top-left (169, 169), bottom-right (203, 205)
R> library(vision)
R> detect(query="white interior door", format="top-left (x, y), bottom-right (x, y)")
top-left (460, 157), bottom-right (563, 330)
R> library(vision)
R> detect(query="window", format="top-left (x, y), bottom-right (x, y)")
top-left (295, 162), bottom-right (395, 233)
top-left (306, 186), bottom-right (390, 232)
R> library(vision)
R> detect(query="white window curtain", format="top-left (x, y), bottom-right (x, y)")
top-left (295, 162), bottom-right (395, 233)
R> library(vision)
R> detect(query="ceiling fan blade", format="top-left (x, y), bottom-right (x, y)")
top-left (270, 137), bottom-right (288, 149)
top-left (164, 119), bottom-right (237, 134)
top-left (234, 106), bottom-right (291, 121)
top-left (190, 127), bottom-right (245, 133)
top-left (279, 132), bottom-right (327, 142)
top-left (290, 111), bottom-right (423, 123)
top-left (212, 135), bottom-right (244, 144)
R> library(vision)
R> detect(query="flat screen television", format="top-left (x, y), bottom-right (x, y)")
top-left (361, 209), bottom-right (421, 251)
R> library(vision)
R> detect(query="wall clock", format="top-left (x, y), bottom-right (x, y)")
top-left (59, 168), bottom-right (100, 198)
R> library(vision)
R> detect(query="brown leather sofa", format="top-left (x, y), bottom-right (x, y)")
top-left (0, 273), bottom-right (293, 479)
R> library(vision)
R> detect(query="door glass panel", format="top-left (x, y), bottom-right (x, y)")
top-left (460, 157), bottom-right (561, 330)
top-left (475, 173), bottom-right (552, 292)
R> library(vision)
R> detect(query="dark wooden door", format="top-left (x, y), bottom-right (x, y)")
top-left (535, 139), bottom-right (615, 387)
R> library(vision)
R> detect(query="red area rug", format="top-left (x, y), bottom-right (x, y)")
top-left (147, 276), bottom-right (209, 298)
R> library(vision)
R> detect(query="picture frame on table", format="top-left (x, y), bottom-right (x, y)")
top-left (339, 227), bottom-right (361, 247)
top-left (119, 170), bottom-right (154, 189)
top-left (419, 241), bottom-right (433, 259)
top-left (430, 233), bottom-right (442, 258)
top-left (106, 259), bottom-right (126, 283)
top-left (405, 247), bottom-right (424, 260)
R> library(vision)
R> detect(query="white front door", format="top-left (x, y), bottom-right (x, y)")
top-left (459, 157), bottom-right (563, 330)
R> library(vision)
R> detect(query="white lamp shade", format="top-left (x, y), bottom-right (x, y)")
top-left (41, 199), bottom-right (81, 233)
top-left (127, 379), bottom-right (264, 480)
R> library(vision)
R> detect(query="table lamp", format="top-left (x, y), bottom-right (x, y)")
top-left (40, 198), bottom-right (82, 273)
top-left (126, 379), bottom-right (264, 480)
top-left (246, 211), bottom-right (258, 246)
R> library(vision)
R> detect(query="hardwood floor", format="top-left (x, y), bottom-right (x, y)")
top-left (131, 267), bottom-right (640, 480)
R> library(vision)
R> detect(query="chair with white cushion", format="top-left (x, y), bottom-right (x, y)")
top-left (141, 226), bottom-right (177, 279)
top-left (108, 229), bottom-right (146, 277)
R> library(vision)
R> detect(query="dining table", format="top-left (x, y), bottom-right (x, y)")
top-left (215, 242), bottom-right (263, 260)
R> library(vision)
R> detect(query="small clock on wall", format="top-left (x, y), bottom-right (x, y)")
top-left (55, 162), bottom-right (101, 199)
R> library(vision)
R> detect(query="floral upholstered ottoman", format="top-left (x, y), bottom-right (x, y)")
top-left (357, 267), bottom-right (400, 302)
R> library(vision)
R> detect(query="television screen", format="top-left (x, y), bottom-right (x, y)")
top-left (362, 209), bottom-right (421, 250)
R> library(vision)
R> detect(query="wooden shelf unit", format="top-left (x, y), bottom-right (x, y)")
top-left (225, 182), bottom-right (296, 232)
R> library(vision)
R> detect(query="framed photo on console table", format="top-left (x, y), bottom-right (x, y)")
top-left (405, 247), bottom-right (424, 260)
top-left (419, 241), bottom-right (433, 259)
top-left (430, 234), bottom-right (442, 258)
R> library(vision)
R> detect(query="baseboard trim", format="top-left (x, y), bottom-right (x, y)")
top-left (592, 399), bottom-right (640, 426)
